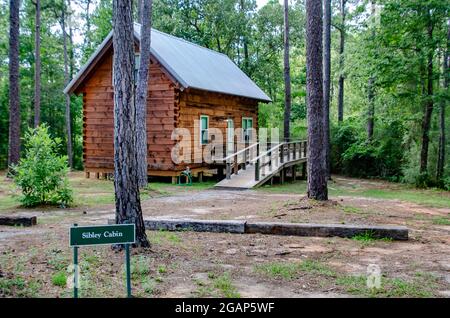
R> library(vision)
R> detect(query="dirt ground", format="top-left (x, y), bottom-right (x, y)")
top-left (0, 172), bottom-right (449, 298)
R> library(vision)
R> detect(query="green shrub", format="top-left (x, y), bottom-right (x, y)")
top-left (12, 125), bottom-right (73, 207)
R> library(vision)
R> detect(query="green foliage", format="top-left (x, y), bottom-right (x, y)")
top-left (331, 119), bottom-right (407, 180)
top-left (12, 125), bottom-right (73, 208)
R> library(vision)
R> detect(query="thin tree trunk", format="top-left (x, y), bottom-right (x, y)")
top-left (337, 0), bottom-right (346, 122)
top-left (283, 0), bottom-right (291, 142)
top-left (367, 1), bottom-right (376, 142)
top-left (437, 21), bottom-right (449, 181)
top-left (323, 0), bottom-right (331, 179)
top-left (34, 0), bottom-right (41, 127)
top-left (306, 0), bottom-right (328, 200)
top-left (113, 0), bottom-right (150, 247)
top-left (8, 0), bottom-right (21, 169)
top-left (136, 0), bottom-right (142, 23)
top-left (83, 0), bottom-right (92, 52)
top-left (367, 77), bottom-right (375, 140)
top-left (68, 0), bottom-right (75, 78)
top-left (136, 0), bottom-right (152, 188)
top-left (239, 0), bottom-right (249, 74)
top-left (419, 21), bottom-right (434, 174)
top-left (62, 1), bottom-right (73, 168)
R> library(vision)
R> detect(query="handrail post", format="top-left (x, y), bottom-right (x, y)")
top-left (268, 150), bottom-right (272, 172)
top-left (287, 143), bottom-right (291, 162)
top-left (255, 158), bottom-right (260, 181)
top-left (293, 142), bottom-right (297, 160)
top-left (226, 161), bottom-right (231, 179)
top-left (304, 141), bottom-right (308, 158)
top-left (243, 141), bottom-right (248, 170)
top-left (280, 143), bottom-right (284, 164)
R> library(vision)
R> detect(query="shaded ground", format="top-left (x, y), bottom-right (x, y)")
top-left (0, 172), bottom-right (449, 298)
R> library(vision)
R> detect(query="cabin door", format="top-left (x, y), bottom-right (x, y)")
top-left (227, 119), bottom-right (234, 155)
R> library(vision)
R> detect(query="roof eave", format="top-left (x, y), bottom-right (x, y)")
top-left (64, 30), bottom-right (114, 95)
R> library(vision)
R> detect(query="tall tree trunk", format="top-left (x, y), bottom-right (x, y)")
top-left (323, 0), bottom-right (331, 179)
top-left (437, 21), bottom-right (449, 181)
top-left (8, 0), bottom-right (21, 169)
top-left (283, 0), bottom-right (291, 141)
top-left (367, 1), bottom-right (376, 141)
top-left (306, 0), bottom-right (328, 200)
top-left (367, 77), bottom-right (375, 140)
top-left (419, 21), bottom-right (434, 174)
top-left (337, 0), bottom-right (346, 122)
top-left (62, 1), bottom-right (73, 168)
top-left (113, 0), bottom-right (150, 247)
top-left (68, 0), bottom-right (75, 78)
top-left (136, 0), bottom-right (152, 188)
top-left (34, 0), bottom-right (41, 127)
top-left (83, 0), bottom-right (92, 52)
top-left (239, 0), bottom-right (249, 74)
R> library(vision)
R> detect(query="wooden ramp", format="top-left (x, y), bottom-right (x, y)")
top-left (214, 140), bottom-right (307, 190)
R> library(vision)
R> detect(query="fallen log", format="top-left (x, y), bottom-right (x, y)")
top-left (0, 216), bottom-right (37, 227)
top-left (245, 222), bottom-right (408, 240)
top-left (108, 218), bottom-right (408, 240)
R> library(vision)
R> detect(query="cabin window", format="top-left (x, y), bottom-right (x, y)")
top-left (200, 115), bottom-right (209, 145)
top-left (134, 53), bottom-right (141, 84)
top-left (242, 117), bottom-right (253, 143)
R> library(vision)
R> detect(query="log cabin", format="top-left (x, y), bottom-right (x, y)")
top-left (64, 23), bottom-right (271, 182)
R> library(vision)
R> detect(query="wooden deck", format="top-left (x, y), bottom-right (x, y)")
top-left (214, 140), bottom-right (307, 189)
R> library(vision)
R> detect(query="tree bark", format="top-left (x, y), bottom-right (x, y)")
top-left (306, 0), bottom-right (328, 200)
top-left (419, 21), bottom-right (434, 174)
top-left (239, 0), bottom-right (249, 74)
top-left (367, 77), bottom-right (375, 140)
top-left (283, 0), bottom-right (291, 142)
top-left (337, 0), bottom-right (346, 122)
top-left (62, 1), bottom-right (73, 168)
top-left (68, 0), bottom-right (75, 78)
top-left (437, 21), bottom-right (449, 181)
top-left (136, 0), bottom-right (142, 23)
top-left (34, 0), bottom-right (41, 127)
top-left (113, 0), bottom-right (150, 247)
top-left (83, 0), bottom-right (92, 52)
top-left (323, 0), bottom-right (331, 179)
top-left (367, 1), bottom-right (376, 142)
top-left (135, 0), bottom-right (152, 188)
top-left (8, 0), bottom-right (21, 168)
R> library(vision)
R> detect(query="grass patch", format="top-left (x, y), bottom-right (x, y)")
top-left (336, 273), bottom-right (437, 298)
top-left (211, 273), bottom-right (241, 298)
top-left (51, 272), bottom-right (67, 287)
top-left (130, 255), bottom-right (151, 280)
top-left (149, 230), bottom-right (182, 245)
top-left (193, 272), bottom-right (240, 298)
top-left (351, 231), bottom-right (393, 246)
top-left (0, 275), bottom-right (41, 297)
top-left (342, 205), bottom-right (364, 214)
top-left (258, 179), bottom-right (450, 208)
top-left (255, 259), bottom-right (336, 280)
top-left (432, 217), bottom-right (450, 226)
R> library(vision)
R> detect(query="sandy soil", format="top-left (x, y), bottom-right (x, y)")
top-left (0, 174), bottom-right (449, 298)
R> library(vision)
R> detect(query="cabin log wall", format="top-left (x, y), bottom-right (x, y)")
top-left (79, 49), bottom-right (260, 178)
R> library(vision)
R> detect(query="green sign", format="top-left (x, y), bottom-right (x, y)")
top-left (70, 224), bottom-right (135, 247)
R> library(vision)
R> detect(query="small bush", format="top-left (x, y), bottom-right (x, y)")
top-left (12, 125), bottom-right (73, 207)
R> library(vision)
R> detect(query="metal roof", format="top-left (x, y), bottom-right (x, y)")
top-left (64, 23), bottom-right (271, 102)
